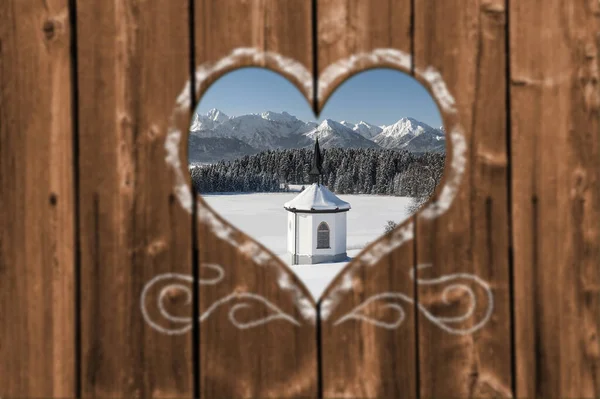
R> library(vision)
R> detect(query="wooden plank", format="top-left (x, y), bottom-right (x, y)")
top-left (317, 0), bottom-right (412, 108)
top-left (413, 0), bottom-right (513, 397)
top-left (0, 0), bottom-right (76, 396)
top-left (316, 1), bottom-right (418, 397)
top-left (510, 0), bottom-right (600, 396)
top-left (195, 0), bottom-right (313, 100)
top-left (194, 1), bottom-right (317, 397)
top-left (76, 0), bottom-right (194, 396)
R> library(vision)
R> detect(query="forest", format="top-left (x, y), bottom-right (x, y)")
top-left (189, 147), bottom-right (445, 198)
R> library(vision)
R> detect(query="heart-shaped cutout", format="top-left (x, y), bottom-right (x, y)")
top-left (187, 67), bottom-right (446, 301)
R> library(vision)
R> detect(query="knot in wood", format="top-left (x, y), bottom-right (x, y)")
top-left (477, 150), bottom-right (507, 168)
top-left (43, 20), bottom-right (57, 40)
top-left (164, 286), bottom-right (187, 304)
top-left (147, 124), bottom-right (160, 141)
top-left (586, 331), bottom-right (600, 359)
top-left (319, 15), bottom-right (345, 45)
top-left (146, 239), bottom-right (167, 256)
top-left (351, 276), bottom-right (364, 294)
top-left (583, 81), bottom-right (600, 111)
top-left (571, 169), bottom-right (588, 198)
top-left (481, 2), bottom-right (506, 23)
top-left (481, 2), bottom-right (505, 13)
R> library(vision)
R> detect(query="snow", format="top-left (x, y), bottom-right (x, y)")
top-left (354, 121), bottom-right (383, 138)
top-left (285, 261), bottom-right (349, 300)
top-left (301, 119), bottom-right (379, 149)
top-left (283, 183), bottom-right (351, 211)
top-left (376, 117), bottom-right (434, 139)
top-left (286, 184), bottom-right (306, 192)
top-left (190, 113), bottom-right (213, 131)
top-left (193, 111), bottom-right (315, 151)
top-left (202, 192), bottom-right (414, 300)
top-left (190, 109), bottom-right (230, 132)
top-left (305, 119), bottom-right (356, 140)
top-left (339, 120), bottom-right (383, 138)
top-left (373, 117), bottom-right (445, 151)
top-left (207, 108), bottom-right (229, 124)
top-left (259, 110), bottom-right (298, 123)
top-left (190, 110), bottom-right (443, 154)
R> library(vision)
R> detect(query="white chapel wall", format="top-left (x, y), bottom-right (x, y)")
top-left (287, 212), bottom-right (295, 254)
top-left (297, 213), bottom-right (313, 255)
top-left (287, 210), bottom-right (348, 260)
top-left (334, 212), bottom-right (347, 254)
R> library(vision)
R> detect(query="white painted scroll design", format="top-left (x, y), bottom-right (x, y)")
top-left (141, 263), bottom-right (302, 335)
top-left (317, 49), bottom-right (468, 319)
top-left (334, 264), bottom-right (494, 335)
top-left (163, 48), bottom-right (490, 334)
top-left (165, 48), bottom-right (318, 322)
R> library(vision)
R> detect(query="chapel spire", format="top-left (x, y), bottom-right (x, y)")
top-left (308, 136), bottom-right (324, 184)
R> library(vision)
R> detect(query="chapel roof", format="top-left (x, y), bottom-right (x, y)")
top-left (284, 183), bottom-right (351, 212)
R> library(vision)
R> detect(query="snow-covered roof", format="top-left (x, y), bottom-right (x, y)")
top-left (284, 183), bottom-right (351, 212)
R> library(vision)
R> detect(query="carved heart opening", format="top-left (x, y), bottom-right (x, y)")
top-left (187, 66), bottom-right (447, 301)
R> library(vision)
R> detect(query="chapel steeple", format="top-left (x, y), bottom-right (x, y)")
top-left (308, 136), bottom-right (324, 184)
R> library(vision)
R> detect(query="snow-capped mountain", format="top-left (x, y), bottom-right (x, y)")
top-left (207, 108), bottom-right (229, 124)
top-left (373, 117), bottom-right (445, 153)
top-left (340, 120), bottom-right (383, 139)
top-left (302, 119), bottom-right (380, 149)
top-left (190, 108), bottom-right (230, 131)
top-left (192, 110), bottom-right (316, 150)
top-left (188, 110), bottom-right (444, 162)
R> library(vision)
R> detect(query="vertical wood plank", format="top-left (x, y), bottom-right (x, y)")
top-left (317, 1), bottom-right (418, 397)
top-left (196, 0), bottom-right (313, 99)
top-left (195, 1), bottom-right (317, 397)
top-left (317, 0), bottom-right (412, 108)
top-left (414, 0), bottom-right (513, 397)
top-left (0, 0), bottom-right (75, 396)
top-left (510, 0), bottom-right (600, 396)
top-left (76, 0), bottom-right (194, 396)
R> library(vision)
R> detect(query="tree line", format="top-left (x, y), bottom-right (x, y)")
top-left (189, 147), bottom-right (445, 198)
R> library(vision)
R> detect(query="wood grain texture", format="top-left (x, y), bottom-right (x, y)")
top-left (195, 0), bottom-right (313, 101)
top-left (194, 1), bottom-right (317, 397)
top-left (76, 0), bottom-right (193, 396)
top-left (317, 0), bottom-right (411, 109)
top-left (0, 0), bottom-right (598, 396)
top-left (0, 0), bottom-right (76, 396)
top-left (414, 0), bottom-right (513, 397)
top-left (510, 0), bottom-right (600, 396)
top-left (316, 1), bottom-right (417, 397)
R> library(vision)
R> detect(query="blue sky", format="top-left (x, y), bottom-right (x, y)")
top-left (196, 67), bottom-right (443, 128)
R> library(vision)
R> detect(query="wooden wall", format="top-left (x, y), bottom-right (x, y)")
top-left (0, 0), bottom-right (598, 398)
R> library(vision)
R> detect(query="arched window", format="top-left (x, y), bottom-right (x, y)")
top-left (317, 222), bottom-right (330, 249)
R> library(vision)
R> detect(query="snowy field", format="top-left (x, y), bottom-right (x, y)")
top-left (203, 192), bottom-right (414, 299)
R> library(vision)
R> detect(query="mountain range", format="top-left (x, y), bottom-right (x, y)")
top-left (188, 108), bottom-right (445, 163)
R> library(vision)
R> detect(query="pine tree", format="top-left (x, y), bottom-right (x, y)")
top-left (189, 147), bottom-right (445, 196)
top-left (384, 220), bottom-right (398, 234)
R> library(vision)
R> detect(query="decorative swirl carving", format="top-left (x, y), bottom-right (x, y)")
top-left (200, 292), bottom-right (301, 329)
top-left (334, 264), bottom-right (494, 335)
top-left (200, 262), bottom-right (225, 285)
top-left (140, 273), bottom-right (193, 335)
top-left (164, 48), bottom-right (484, 336)
top-left (141, 264), bottom-right (301, 334)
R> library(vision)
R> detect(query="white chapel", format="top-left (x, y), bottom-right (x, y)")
top-left (284, 138), bottom-right (351, 265)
